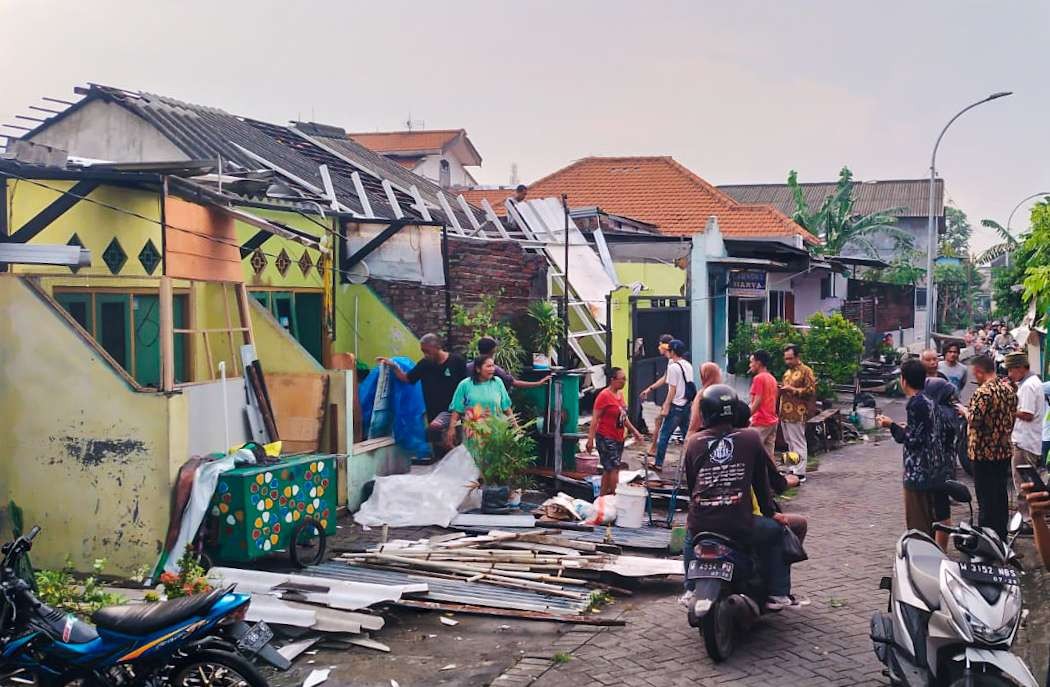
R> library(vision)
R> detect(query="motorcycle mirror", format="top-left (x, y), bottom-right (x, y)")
top-left (1008, 512), bottom-right (1023, 535)
top-left (943, 480), bottom-right (972, 504)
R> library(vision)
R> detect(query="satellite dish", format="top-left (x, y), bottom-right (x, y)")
top-left (346, 260), bottom-right (370, 284)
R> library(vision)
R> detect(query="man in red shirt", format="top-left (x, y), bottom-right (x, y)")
top-left (749, 350), bottom-right (779, 459)
top-left (587, 367), bottom-right (645, 495)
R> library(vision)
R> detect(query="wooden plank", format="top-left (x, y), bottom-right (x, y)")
top-left (267, 373), bottom-right (329, 452)
top-left (160, 276), bottom-right (174, 391)
top-left (350, 172), bottom-right (375, 218)
top-left (480, 199), bottom-right (511, 240)
top-left (381, 180), bottom-right (404, 219)
top-left (436, 192), bottom-right (464, 234)
top-left (222, 283), bottom-right (238, 375)
top-left (456, 194), bottom-right (485, 236)
top-left (394, 599), bottom-right (625, 626)
top-left (408, 185), bottom-right (432, 221)
top-left (236, 283), bottom-right (255, 345)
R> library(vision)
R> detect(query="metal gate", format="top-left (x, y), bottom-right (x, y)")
top-left (626, 295), bottom-right (690, 431)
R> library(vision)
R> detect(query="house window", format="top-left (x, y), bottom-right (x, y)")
top-left (439, 159), bottom-right (451, 188)
top-left (915, 287), bottom-right (927, 309)
top-left (250, 290), bottom-right (324, 364)
top-left (769, 291), bottom-right (787, 321)
top-left (820, 275), bottom-right (835, 300)
top-left (55, 290), bottom-right (189, 387)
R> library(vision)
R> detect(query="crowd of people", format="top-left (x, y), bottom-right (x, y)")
top-left (878, 339), bottom-right (1049, 548)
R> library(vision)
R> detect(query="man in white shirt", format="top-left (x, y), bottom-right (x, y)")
top-left (1004, 352), bottom-right (1045, 524)
top-left (1042, 380), bottom-right (1050, 467)
top-left (651, 339), bottom-right (694, 471)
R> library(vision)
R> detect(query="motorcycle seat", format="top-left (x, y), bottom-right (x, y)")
top-left (902, 537), bottom-right (944, 610)
top-left (92, 588), bottom-right (225, 635)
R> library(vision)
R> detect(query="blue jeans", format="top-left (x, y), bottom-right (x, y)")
top-left (655, 403), bottom-right (690, 467)
top-left (683, 518), bottom-right (790, 597)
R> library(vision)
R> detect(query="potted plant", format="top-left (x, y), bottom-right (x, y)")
top-left (465, 414), bottom-right (537, 513)
top-left (527, 300), bottom-right (564, 370)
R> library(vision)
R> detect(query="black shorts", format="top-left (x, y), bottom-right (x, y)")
top-left (595, 436), bottom-right (625, 470)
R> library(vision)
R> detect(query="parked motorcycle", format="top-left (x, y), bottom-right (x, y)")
top-left (870, 481), bottom-right (1036, 687)
top-left (0, 527), bottom-right (273, 686)
top-left (684, 531), bottom-right (769, 662)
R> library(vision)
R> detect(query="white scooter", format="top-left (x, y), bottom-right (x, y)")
top-left (870, 480), bottom-right (1036, 687)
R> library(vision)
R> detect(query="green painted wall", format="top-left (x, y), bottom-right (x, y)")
top-left (334, 284), bottom-right (419, 367)
top-left (609, 287), bottom-right (633, 384)
top-left (614, 262), bottom-right (686, 296)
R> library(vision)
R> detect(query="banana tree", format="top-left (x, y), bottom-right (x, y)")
top-left (788, 166), bottom-right (911, 258)
top-left (974, 219), bottom-right (1020, 265)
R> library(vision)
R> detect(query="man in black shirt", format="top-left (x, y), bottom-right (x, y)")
top-left (378, 333), bottom-right (467, 457)
top-left (681, 384), bottom-right (794, 611)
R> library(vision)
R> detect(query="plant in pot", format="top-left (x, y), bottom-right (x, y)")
top-left (526, 300), bottom-right (563, 371)
top-left (464, 413), bottom-right (537, 513)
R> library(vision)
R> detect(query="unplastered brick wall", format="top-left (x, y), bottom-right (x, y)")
top-left (369, 237), bottom-right (547, 350)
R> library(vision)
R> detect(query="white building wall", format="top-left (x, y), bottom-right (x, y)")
top-left (27, 100), bottom-right (187, 162)
top-left (790, 271), bottom-right (845, 323)
top-left (412, 154), bottom-right (475, 188)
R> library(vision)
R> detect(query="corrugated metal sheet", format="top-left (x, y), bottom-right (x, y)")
top-left (304, 561), bottom-right (589, 614)
top-left (451, 525), bottom-right (673, 551)
top-left (719, 179), bottom-right (944, 219)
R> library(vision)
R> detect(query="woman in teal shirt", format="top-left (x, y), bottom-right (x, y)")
top-left (446, 355), bottom-right (514, 446)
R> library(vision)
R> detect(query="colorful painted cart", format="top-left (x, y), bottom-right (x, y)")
top-left (204, 454), bottom-right (337, 567)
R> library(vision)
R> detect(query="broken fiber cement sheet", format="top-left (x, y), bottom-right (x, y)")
top-left (354, 444), bottom-right (480, 527)
top-left (208, 567), bottom-right (426, 611)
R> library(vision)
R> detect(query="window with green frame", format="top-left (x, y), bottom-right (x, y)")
top-left (55, 290), bottom-right (189, 387)
top-left (250, 290), bottom-right (323, 364)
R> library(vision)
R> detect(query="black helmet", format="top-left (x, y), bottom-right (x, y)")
top-left (699, 384), bottom-right (738, 426)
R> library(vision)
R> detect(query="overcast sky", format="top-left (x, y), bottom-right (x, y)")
top-left (2, 1), bottom-right (1047, 251)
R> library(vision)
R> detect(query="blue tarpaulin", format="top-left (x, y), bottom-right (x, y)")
top-left (359, 356), bottom-right (431, 459)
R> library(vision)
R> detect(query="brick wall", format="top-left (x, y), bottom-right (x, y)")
top-left (368, 237), bottom-right (547, 351)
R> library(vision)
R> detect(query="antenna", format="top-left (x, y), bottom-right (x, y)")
top-left (510, 162), bottom-right (519, 186)
top-left (404, 113), bottom-right (424, 131)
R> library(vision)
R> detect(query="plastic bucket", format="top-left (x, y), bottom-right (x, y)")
top-left (615, 484), bottom-right (647, 528)
top-left (857, 407), bottom-right (877, 431)
top-left (575, 453), bottom-right (600, 475)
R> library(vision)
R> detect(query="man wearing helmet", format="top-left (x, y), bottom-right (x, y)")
top-left (681, 384), bottom-right (795, 611)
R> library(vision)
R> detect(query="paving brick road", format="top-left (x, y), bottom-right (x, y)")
top-left (515, 398), bottom-right (925, 687)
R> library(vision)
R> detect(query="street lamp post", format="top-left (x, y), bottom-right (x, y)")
top-left (925, 91), bottom-right (1012, 347)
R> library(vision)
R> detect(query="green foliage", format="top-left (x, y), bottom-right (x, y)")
top-left (941, 207), bottom-right (972, 257)
top-left (465, 414), bottom-right (537, 488)
top-left (526, 300), bottom-right (563, 355)
top-left (934, 261), bottom-right (982, 330)
top-left (976, 218), bottom-right (1022, 266)
top-left (158, 547), bottom-right (213, 599)
top-left (726, 320), bottom-right (800, 378)
top-left (35, 558), bottom-right (126, 614)
top-left (788, 166), bottom-right (910, 258)
top-left (453, 293), bottom-right (524, 375)
top-left (552, 652), bottom-right (573, 664)
top-left (586, 590), bottom-right (613, 610)
top-left (805, 312), bottom-right (864, 399)
top-left (8, 502), bottom-right (23, 538)
top-left (991, 242), bottom-right (1034, 324)
top-left (1021, 200), bottom-right (1050, 316)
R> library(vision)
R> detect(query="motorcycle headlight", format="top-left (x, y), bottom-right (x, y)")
top-left (944, 570), bottom-right (1019, 644)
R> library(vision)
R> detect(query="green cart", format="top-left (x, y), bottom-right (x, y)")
top-left (204, 454), bottom-right (338, 567)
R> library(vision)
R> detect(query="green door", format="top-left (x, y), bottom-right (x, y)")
top-left (293, 293), bottom-right (324, 363)
top-left (55, 292), bottom-right (93, 332)
top-left (133, 294), bottom-right (188, 386)
top-left (94, 294), bottom-right (131, 371)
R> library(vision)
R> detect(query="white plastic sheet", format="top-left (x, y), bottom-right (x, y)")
top-left (354, 445), bottom-right (480, 527)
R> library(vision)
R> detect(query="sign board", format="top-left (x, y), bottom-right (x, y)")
top-left (727, 269), bottom-right (767, 298)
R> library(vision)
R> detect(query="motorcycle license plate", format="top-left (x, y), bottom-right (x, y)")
top-left (687, 560), bottom-right (734, 581)
top-left (958, 562), bottom-right (1019, 586)
top-left (237, 621), bottom-right (274, 654)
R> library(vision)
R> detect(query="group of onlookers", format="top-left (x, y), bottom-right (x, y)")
top-left (881, 340), bottom-right (1048, 547)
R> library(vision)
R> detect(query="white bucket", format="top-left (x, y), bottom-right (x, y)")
top-left (857, 407), bottom-right (877, 430)
top-left (614, 484), bottom-right (647, 528)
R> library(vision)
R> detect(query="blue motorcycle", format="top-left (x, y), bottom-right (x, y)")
top-left (0, 527), bottom-right (272, 686)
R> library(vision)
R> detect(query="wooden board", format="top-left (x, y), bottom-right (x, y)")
top-left (267, 373), bottom-right (329, 453)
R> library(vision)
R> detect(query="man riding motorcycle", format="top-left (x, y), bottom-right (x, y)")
top-left (680, 384), bottom-right (795, 612)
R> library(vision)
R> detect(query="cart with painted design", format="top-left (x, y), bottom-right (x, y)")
top-left (204, 454), bottom-right (337, 567)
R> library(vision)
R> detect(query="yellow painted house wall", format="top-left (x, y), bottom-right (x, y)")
top-left (236, 211), bottom-right (326, 290)
top-left (0, 276), bottom-right (176, 574)
top-left (334, 284), bottom-right (419, 366)
top-left (6, 179), bottom-right (162, 278)
top-left (249, 298), bottom-right (326, 374)
top-left (614, 262), bottom-right (686, 297)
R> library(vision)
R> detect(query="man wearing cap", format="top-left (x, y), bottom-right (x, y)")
top-left (1005, 352), bottom-right (1045, 526)
top-left (652, 339), bottom-right (694, 471)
